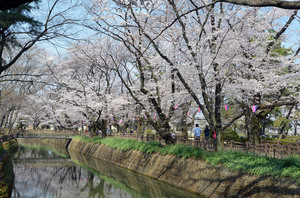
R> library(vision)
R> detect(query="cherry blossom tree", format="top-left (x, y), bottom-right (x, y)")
top-left (87, 0), bottom-right (299, 148)
top-left (0, 47), bottom-right (51, 133)
top-left (46, 40), bottom-right (131, 137)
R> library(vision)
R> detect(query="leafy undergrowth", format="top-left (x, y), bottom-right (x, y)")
top-left (206, 151), bottom-right (300, 183)
top-left (73, 136), bottom-right (300, 183)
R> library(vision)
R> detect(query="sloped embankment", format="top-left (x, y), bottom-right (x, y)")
top-left (68, 139), bottom-right (300, 198)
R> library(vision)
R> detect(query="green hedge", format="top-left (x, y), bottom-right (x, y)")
top-left (224, 128), bottom-right (240, 141)
top-left (73, 136), bottom-right (300, 183)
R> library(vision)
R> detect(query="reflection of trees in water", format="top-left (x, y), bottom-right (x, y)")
top-left (12, 159), bottom-right (131, 198)
top-left (12, 147), bottom-right (200, 198)
top-left (15, 146), bottom-right (67, 159)
top-left (70, 150), bottom-right (201, 198)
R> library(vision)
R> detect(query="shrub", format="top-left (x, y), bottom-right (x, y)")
top-left (145, 129), bottom-right (154, 134)
top-left (224, 128), bottom-right (239, 141)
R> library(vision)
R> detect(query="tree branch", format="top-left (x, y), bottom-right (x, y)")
top-left (219, 0), bottom-right (300, 9)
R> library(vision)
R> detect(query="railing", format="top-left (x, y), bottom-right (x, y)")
top-left (111, 133), bottom-right (217, 150)
top-left (12, 134), bottom-right (73, 139)
top-left (112, 133), bottom-right (165, 143)
top-left (111, 133), bottom-right (300, 158)
top-left (5, 130), bottom-right (300, 158)
top-left (224, 140), bottom-right (300, 158)
top-left (0, 134), bottom-right (14, 142)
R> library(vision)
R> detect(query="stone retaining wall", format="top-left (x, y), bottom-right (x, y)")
top-left (68, 139), bottom-right (300, 198)
top-left (16, 138), bottom-right (70, 148)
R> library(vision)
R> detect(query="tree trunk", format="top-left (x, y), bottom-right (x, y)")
top-left (261, 117), bottom-right (266, 136)
top-left (249, 115), bottom-right (260, 144)
top-left (8, 107), bottom-right (19, 134)
top-left (152, 120), bottom-right (175, 144)
top-left (100, 119), bottom-right (107, 138)
top-left (162, 132), bottom-right (176, 145)
top-left (215, 83), bottom-right (223, 151)
top-left (137, 118), bottom-right (143, 134)
top-left (248, 108), bottom-right (273, 144)
top-left (278, 104), bottom-right (294, 139)
top-left (0, 115), bottom-right (5, 128)
top-left (3, 111), bottom-right (9, 129)
top-left (180, 102), bottom-right (192, 139)
top-left (90, 121), bottom-right (97, 137)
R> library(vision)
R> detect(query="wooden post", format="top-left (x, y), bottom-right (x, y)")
top-left (288, 144), bottom-right (291, 155)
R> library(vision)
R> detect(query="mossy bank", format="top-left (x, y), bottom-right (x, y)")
top-left (0, 139), bottom-right (18, 198)
top-left (69, 138), bottom-right (300, 198)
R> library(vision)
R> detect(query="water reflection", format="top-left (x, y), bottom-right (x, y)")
top-left (69, 150), bottom-right (201, 198)
top-left (12, 143), bottom-right (201, 198)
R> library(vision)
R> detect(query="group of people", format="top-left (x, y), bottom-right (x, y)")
top-left (193, 124), bottom-right (216, 140)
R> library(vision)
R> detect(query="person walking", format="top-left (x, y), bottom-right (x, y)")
top-left (193, 124), bottom-right (202, 140)
top-left (204, 125), bottom-right (210, 139)
top-left (213, 130), bottom-right (216, 139)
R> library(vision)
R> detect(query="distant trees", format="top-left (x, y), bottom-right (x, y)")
top-left (0, 47), bottom-right (51, 133)
top-left (0, 0), bottom-right (86, 132)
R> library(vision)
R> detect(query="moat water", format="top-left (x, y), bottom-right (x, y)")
top-left (11, 143), bottom-right (202, 198)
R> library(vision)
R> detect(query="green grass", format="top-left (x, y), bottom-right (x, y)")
top-left (206, 151), bottom-right (300, 182)
top-left (73, 136), bottom-right (300, 183)
top-left (282, 136), bottom-right (300, 142)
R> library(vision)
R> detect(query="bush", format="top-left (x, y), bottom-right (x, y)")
top-left (145, 129), bottom-right (154, 134)
top-left (224, 128), bottom-right (239, 141)
top-left (239, 136), bottom-right (248, 142)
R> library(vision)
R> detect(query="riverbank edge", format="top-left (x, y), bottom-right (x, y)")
top-left (16, 138), bottom-right (71, 148)
top-left (0, 139), bottom-right (18, 198)
top-left (68, 139), bottom-right (300, 198)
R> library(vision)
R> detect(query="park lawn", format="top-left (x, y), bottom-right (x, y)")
top-left (73, 136), bottom-right (300, 183)
top-left (283, 135), bottom-right (300, 142)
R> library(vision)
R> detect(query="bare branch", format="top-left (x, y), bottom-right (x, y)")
top-left (219, 0), bottom-right (300, 9)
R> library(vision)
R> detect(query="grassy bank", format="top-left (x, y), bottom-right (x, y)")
top-left (73, 136), bottom-right (300, 183)
top-left (3, 139), bottom-right (18, 154)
